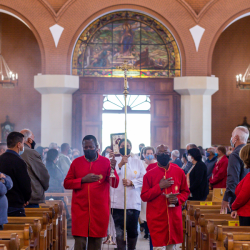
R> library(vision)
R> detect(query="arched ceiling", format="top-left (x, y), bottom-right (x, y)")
top-left (184, 0), bottom-right (211, 15)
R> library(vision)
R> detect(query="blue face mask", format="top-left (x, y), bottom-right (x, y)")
top-left (215, 153), bottom-right (218, 157)
top-left (205, 152), bottom-right (210, 157)
top-left (19, 147), bottom-right (25, 156)
top-left (145, 155), bottom-right (154, 161)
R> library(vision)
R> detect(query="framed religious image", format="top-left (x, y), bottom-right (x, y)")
top-left (110, 133), bottom-right (125, 156)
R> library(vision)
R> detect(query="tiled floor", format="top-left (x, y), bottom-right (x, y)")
top-left (67, 233), bottom-right (182, 250)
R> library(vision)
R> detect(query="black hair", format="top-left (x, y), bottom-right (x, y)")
top-left (35, 146), bottom-right (44, 158)
top-left (82, 135), bottom-right (98, 147)
top-left (118, 138), bottom-right (132, 148)
top-left (182, 153), bottom-right (188, 161)
top-left (46, 149), bottom-right (59, 163)
top-left (188, 148), bottom-right (202, 162)
top-left (198, 146), bottom-right (205, 156)
top-left (139, 143), bottom-right (145, 147)
top-left (102, 146), bottom-right (111, 156)
top-left (61, 143), bottom-right (70, 152)
top-left (7, 132), bottom-right (24, 148)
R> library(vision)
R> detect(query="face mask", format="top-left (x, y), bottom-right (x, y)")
top-left (205, 152), bottom-right (210, 157)
top-left (215, 153), bottom-right (218, 157)
top-left (230, 138), bottom-right (235, 148)
top-left (19, 146), bottom-right (25, 156)
top-left (139, 147), bottom-right (143, 152)
top-left (84, 150), bottom-right (97, 160)
top-left (187, 155), bottom-right (192, 162)
top-left (119, 147), bottom-right (131, 156)
top-left (68, 149), bottom-right (72, 155)
top-left (73, 155), bottom-right (79, 159)
top-left (145, 155), bottom-right (154, 161)
top-left (157, 154), bottom-right (170, 166)
top-left (31, 140), bottom-right (36, 149)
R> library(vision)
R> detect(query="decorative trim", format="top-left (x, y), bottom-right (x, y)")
top-left (189, 25), bottom-right (205, 52)
top-left (38, 0), bottom-right (76, 21)
top-left (49, 24), bottom-right (64, 48)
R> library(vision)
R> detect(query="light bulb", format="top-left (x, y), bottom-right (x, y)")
top-left (16, 73), bottom-right (18, 80)
top-left (236, 75), bottom-right (239, 81)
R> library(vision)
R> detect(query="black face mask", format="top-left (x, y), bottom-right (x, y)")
top-left (84, 150), bottom-right (97, 160)
top-left (157, 154), bottom-right (170, 166)
top-left (119, 147), bottom-right (131, 156)
top-left (31, 140), bottom-right (36, 149)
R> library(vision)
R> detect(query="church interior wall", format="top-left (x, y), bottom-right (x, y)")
top-left (212, 16), bottom-right (250, 146)
top-left (0, 14), bottom-right (42, 142)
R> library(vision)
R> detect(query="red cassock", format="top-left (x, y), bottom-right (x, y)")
top-left (232, 173), bottom-right (250, 217)
top-left (141, 163), bottom-right (190, 247)
top-left (64, 155), bottom-right (119, 237)
top-left (209, 155), bottom-right (228, 189)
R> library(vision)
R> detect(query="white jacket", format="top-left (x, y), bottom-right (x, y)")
top-left (110, 155), bottom-right (146, 211)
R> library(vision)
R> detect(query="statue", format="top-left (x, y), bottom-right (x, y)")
top-left (1, 116), bottom-right (15, 143)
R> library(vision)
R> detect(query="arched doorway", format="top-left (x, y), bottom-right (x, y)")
top-left (212, 15), bottom-right (250, 145)
top-left (0, 12), bottom-right (42, 142)
top-left (71, 11), bottom-right (181, 151)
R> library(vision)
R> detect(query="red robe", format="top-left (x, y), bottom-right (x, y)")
top-left (141, 163), bottom-right (190, 247)
top-left (146, 162), bottom-right (157, 172)
top-left (209, 155), bottom-right (228, 188)
top-left (64, 155), bottom-right (119, 237)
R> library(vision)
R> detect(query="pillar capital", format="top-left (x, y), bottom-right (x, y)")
top-left (174, 76), bottom-right (219, 95)
top-left (34, 74), bottom-right (79, 147)
top-left (34, 74), bottom-right (79, 94)
top-left (174, 76), bottom-right (219, 149)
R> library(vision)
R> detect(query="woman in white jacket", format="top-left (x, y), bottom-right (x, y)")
top-left (110, 138), bottom-right (146, 250)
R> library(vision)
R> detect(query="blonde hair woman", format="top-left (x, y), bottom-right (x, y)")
top-left (231, 144), bottom-right (250, 225)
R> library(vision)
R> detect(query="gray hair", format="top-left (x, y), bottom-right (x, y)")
top-left (186, 143), bottom-right (197, 149)
top-left (207, 147), bottom-right (216, 155)
top-left (171, 150), bottom-right (180, 158)
top-left (20, 129), bottom-right (32, 142)
top-left (49, 142), bottom-right (58, 149)
top-left (234, 126), bottom-right (249, 143)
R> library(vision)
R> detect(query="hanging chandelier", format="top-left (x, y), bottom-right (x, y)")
top-left (236, 65), bottom-right (250, 90)
top-left (0, 14), bottom-right (18, 88)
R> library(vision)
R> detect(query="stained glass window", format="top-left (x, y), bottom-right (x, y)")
top-left (72, 11), bottom-right (181, 78)
top-left (103, 95), bottom-right (150, 113)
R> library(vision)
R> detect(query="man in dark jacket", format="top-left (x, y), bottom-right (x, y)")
top-left (20, 129), bottom-right (50, 208)
top-left (222, 126), bottom-right (250, 213)
top-left (171, 150), bottom-right (182, 168)
top-left (205, 147), bottom-right (217, 181)
top-left (0, 132), bottom-right (31, 217)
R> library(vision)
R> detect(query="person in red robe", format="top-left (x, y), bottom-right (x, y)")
top-left (64, 135), bottom-right (119, 250)
top-left (209, 146), bottom-right (228, 189)
top-left (141, 144), bottom-right (190, 250)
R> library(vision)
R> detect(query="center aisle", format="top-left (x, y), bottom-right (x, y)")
top-left (67, 233), bottom-right (182, 250)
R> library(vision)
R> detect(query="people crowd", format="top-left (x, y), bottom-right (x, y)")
top-left (0, 125), bottom-right (250, 250)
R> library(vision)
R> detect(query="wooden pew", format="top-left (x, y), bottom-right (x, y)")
top-left (0, 233), bottom-right (20, 250)
top-left (44, 200), bottom-right (67, 250)
top-left (211, 225), bottom-right (250, 249)
top-left (198, 216), bottom-right (239, 250)
top-left (241, 244), bottom-right (250, 250)
top-left (212, 188), bottom-right (226, 202)
top-left (224, 233), bottom-right (250, 250)
top-left (24, 210), bottom-right (55, 250)
top-left (0, 225), bottom-right (31, 249)
top-left (3, 222), bottom-right (40, 250)
top-left (7, 216), bottom-right (52, 250)
top-left (186, 207), bottom-right (227, 250)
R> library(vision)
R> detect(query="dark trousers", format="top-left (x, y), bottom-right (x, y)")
top-left (113, 209), bottom-right (140, 238)
top-left (239, 216), bottom-right (250, 226)
top-left (73, 236), bottom-right (102, 250)
top-left (8, 207), bottom-right (25, 217)
top-left (0, 225), bottom-right (3, 230)
top-left (25, 203), bottom-right (39, 208)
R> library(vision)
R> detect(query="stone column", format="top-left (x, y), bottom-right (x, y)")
top-left (34, 75), bottom-right (79, 147)
top-left (174, 76), bottom-right (219, 149)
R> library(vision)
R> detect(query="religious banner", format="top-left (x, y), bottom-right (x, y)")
top-left (110, 133), bottom-right (125, 156)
